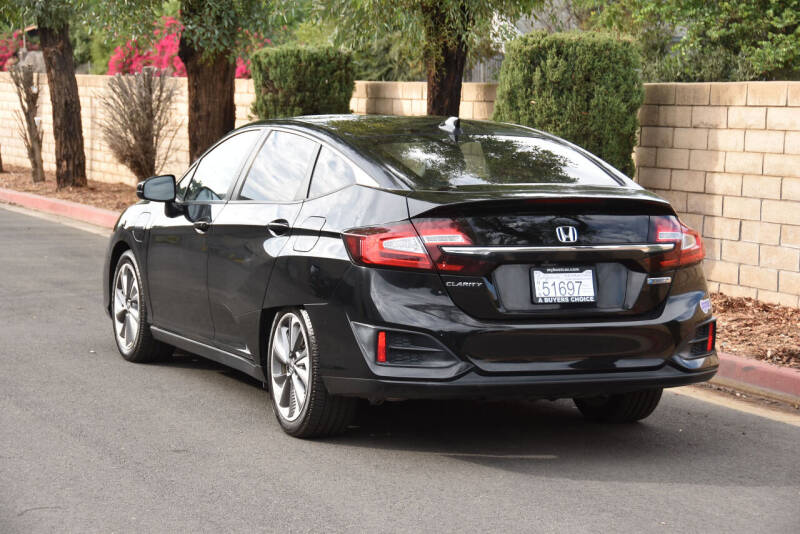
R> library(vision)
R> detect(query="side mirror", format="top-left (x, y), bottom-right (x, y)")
top-left (137, 175), bottom-right (176, 202)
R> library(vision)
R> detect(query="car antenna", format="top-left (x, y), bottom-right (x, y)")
top-left (439, 116), bottom-right (462, 142)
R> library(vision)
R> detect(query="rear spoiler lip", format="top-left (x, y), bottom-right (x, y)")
top-left (404, 187), bottom-right (676, 218)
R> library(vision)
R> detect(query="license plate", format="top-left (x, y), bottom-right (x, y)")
top-left (531, 266), bottom-right (597, 304)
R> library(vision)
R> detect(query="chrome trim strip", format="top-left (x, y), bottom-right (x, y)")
top-left (439, 243), bottom-right (675, 256)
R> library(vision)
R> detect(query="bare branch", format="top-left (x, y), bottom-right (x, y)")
top-left (99, 68), bottom-right (180, 182)
top-left (10, 65), bottom-right (45, 183)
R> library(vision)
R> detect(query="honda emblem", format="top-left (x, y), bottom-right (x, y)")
top-left (556, 226), bottom-right (578, 243)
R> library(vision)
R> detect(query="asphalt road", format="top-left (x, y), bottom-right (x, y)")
top-left (1, 204), bottom-right (799, 533)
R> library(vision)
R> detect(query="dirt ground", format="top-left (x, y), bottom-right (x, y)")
top-left (1, 165), bottom-right (798, 369)
top-left (0, 165), bottom-right (138, 212)
top-left (712, 293), bottom-right (799, 369)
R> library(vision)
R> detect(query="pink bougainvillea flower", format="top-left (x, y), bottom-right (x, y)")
top-left (106, 16), bottom-right (269, 78)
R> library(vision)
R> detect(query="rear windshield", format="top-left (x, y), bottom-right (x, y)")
top-left (352, 134), bottom-right (622, 190)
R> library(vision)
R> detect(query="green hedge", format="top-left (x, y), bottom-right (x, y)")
top-left (493, 32), bottom-right (644, 177)
top-left (251, 46), bottom-right (355, 119)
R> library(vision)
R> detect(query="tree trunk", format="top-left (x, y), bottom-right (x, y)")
top-left (178, 37), bottom-right (236, 162)
top-left (39, 23), bottom-right (87, 189)
top-left (426, 40), bottom-right (468, 117)
top-left (30, 131), bottom-right (45, 183)
top-left (422, 3), bottom-right (469, 117)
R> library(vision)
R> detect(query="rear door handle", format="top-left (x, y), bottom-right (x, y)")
top-left (194, 221), bottom-right (210, 233)
top-left (267, 219), bottom-right (291, 236)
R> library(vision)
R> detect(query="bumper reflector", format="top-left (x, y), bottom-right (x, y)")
top-left (377, 331), bottom-right (387, 363)
top-left (689, 320), bottom-right (716, 357)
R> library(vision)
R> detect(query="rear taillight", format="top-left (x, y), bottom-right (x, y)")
top-left (343, 222), bottom-right (433, 270)
top-left (343, 218), bottom-right (490, 274)
top-left (648, 215), bottom-right (705, 271)
top-left (413, 218), bottom-right (492, 274)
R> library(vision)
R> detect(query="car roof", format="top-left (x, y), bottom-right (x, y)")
top-left (244, 114), bottom-right (547, 139)
top-left (239, 115), bottom-right (634, 192)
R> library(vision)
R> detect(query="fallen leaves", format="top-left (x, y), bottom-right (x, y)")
top-left (0, 166), bottom-right (136, 212)
top-left (712, 293), bottom-right (800, 369)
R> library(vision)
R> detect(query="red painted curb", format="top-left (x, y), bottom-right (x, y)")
top-left (716, 352), bottom-right (800, 401)
top-left (0, 187), bottom-right (120, 229)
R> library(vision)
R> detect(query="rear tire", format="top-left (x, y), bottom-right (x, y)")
top-left (267, 308), bottom-right (357, 438)
top-left (111, 250), bottom-right (173, 363)
top-left (574, 388), bottom-right (663, 423)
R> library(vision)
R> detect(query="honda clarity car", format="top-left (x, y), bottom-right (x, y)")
top-left (103, 115), bottom-right (717, 438)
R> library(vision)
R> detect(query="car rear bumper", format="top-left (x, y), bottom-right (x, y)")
top-left (309, 263), bottom-right (718, 401)
top-left (323, 354), bottom-right (718, 400)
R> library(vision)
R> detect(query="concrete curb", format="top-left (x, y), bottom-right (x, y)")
top-left (0, 187), bottom-right (120, 229)
top-left (714, 352), bottom-right (800, 405)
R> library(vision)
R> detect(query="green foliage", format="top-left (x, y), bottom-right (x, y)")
top-left (352, 32), bottom-right (426, 81)
top-left (493, 31), bottom-right (644, 177)
top-left (173, 0), bottom-right (304, 63)
top-left (317, 1), bottom-right (542, 83)
top-left (583, 0), bottom-right (800, 82)
top-left (250, 45), bottom-right (355, 119)
top-left (1, 1), bottom-right (158, 38)
top-left (69, 24), bottom-right (121, 74)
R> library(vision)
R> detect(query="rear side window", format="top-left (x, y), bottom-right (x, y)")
top-left (309, 147), bottom-right (356, 197)
top-left (240, 131), bottom-right (319, 202)
top-left (184, 130), bottom-right (260, 201)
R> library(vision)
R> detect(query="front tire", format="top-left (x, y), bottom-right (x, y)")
top-left (111, 250), bottom-right (173, 363)
top-left (267, 308), bottom-right (356, 438)
top-left (574, 388), bottom-right (663, 423)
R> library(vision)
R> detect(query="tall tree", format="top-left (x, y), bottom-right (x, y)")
top-left (320, 1), bottom-right (542, 116)
top-left (176, 1), bottom-right (290, 161)
top-left (2, 1), bottom-right (87, 188)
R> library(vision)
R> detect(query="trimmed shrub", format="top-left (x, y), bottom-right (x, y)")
top-left (493, 31), bottom-right (644, 177)
top-left (251, 46), bottom-right (355, 119)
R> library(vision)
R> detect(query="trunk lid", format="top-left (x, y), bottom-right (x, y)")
top-left (406, 186), bottom-right (677, 321)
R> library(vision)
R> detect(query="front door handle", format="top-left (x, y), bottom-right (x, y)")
top-left (267, 219), bottom-right (291, 236)
top-left (194, 221), bottom-right (210, 233)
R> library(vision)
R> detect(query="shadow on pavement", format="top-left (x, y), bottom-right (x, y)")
top-left (159, 351), bottom-right (799, 488)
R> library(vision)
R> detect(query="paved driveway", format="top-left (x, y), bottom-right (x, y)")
top-left (1, 205), bottom-right (798, 533)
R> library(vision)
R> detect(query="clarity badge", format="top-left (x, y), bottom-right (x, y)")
top-left (699, 298), bottom-right (712, 314)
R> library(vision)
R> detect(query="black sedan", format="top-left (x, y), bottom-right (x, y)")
top-left (103, 115), bottom-right (717, 438)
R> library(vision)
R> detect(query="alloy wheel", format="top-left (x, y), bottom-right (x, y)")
top-left (113, 262), bottom-right (140, 353)
top-left (270, 313), bottom-right (311, 422)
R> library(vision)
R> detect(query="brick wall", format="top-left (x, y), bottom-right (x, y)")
top-left (634, 82), bottom-right (800, 307)
top-left (0, 73), bottom-right (257, 186)
top-left (349, 81), bottom-right (497, 119)
top-left (2, 74), bottom-right (799, 305)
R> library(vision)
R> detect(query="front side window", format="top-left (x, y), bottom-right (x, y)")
top-left (239, 131), bottom-right (319, 202)
top-left (184, 130), bottom-right (261, 202)
top-left (175, 164), bottom-right (197, 200)
top-left (309, 147), bottom-right (357, 197)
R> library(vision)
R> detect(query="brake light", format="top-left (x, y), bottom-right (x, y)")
top-left (649, 215), bottom-right (705, 270)
top-left (342, 222), bottom-right (433, 270)
top-left (342, 218), bottom-right (490, 273)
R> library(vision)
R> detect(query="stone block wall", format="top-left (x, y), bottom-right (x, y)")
top-left (0, 73), bottom-right (257, 186)
top-left (348, 81), bottom-right (496, 119)
top-left (634, 82), bottom-right (800, 306)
